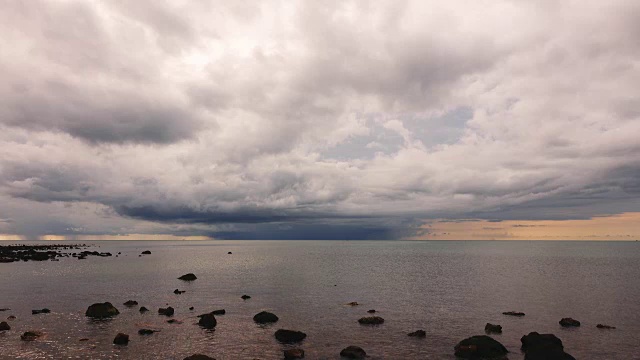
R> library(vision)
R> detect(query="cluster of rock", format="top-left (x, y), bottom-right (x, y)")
top-left (0, 244), bottom-right (87, 262)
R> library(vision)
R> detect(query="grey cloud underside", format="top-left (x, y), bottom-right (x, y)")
top-left (1, 1), bottom-right (640, 239)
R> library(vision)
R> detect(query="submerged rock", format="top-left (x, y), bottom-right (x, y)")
top-left (123, 300), bottom-right (138, 306)
top-left (0, 321), bottom-right (10, 331)
top-left (503, 311), bottom-right (525, 317)
top-left (174, 289), bottom-right (186, 294)
top-left (340, 346), bottom-right (367, 359)
top-left (346, 301), bottom-right (359, 306)
top-left (596, 324), bottom-right (616, 329)
top-left (86, 302), bottom-right (120, 318)
top-left (178, 273), bottom-right (197, 281)
top-left (275, 329), bottom-right (307, 343)
top-left (358, 316), bottom-right (384, 325)
top-left (521, 332), bottom-right (576, 360)
top-left (408, 330), bottom-right (426, 337)
top-left (241, 294), bottom-right (251, 300)
top-left (184, 355), bottom-right (215, 360)
top-left (158, 307), bottom-right (175, 316)
top-left (138, 329), bottom-right (157, 335)
top-left (559, 318), bottom-right (580, 327)
top-left (189, 307), bottom-right (194, 311)
top-left (32, 308), bottom-right (51, 315)
top-left (454, 335), bottom-right (508, 359)
top-left (141, 251), bottom-right (151, 255)
top-left (228, 252), bottom-right (232, 254)
top-left (6, 315), bottom-right (16, 320)
top-left (367, 309), bottom-right (376, 313)
top-left (485, 323), bottom-right (503, 334)
top-left (198, 313), bottom-right (217, 329)
top-left (21, 331), bottom-right (43, 341)
top-left (167, 319), bottom-right (182, 324)
top-left (284, 348), bottom-right (305, 359)
top-left (211, 309), bottom-right (225, 315)
top-left (253, 311), bottom-right (279, 324)
top-left (113, 333), bottom-right (129, 345)
top-left (139, 306), bottom-right (149, 313)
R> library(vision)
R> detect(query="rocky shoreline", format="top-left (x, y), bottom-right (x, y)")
top-left (0, 244), bottom-right (116, 262)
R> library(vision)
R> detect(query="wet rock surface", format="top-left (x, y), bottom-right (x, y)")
top-left (178, 273), bottom-right (197, 281)
top-left (253, 311), bottom-right (279, 324)
top-left (454, 335), bottom-right (508, 359)
top-left (521, 332), bottom-right (576, 360)
top-left (275, 329), bottom-right (307, 343)
top-left (340, 346), bottom-right (367, 359)
top-left (357, 316), bottom-right (384, 325)
top-left (85, 302), bottom-right (120, 318)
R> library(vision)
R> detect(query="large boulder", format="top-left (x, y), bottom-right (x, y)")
top-left (275, 329), bottom-right (307, 344)
top-left (521, 332), bottom-right (575, 360)
top-left (284, 348), bottom-right (305, 359)
top-left (184, 355), bottom-right (215, 360)
top-left (485, 323), bottom-right (503, 334)
top-left (113, 333), bottom-right (129, 345)
top-left (559, 318), bottom-right (580, 327)
top-left (0, 321), bottom-right (10, 331)
top-left (178, 273), bottom-right (197, 281)
top-left (340, 346), bottom-right (367, 359)
top-left (253, 311), bottom-right (279, 324)
top-left (358, 316), bottom-right (384, 325)
top-left (85, 302), bottom-right (119, 318)
top-left (454, 335), bottom-right (508, 359)
top-left (198, 313), bottom-right (217, 329)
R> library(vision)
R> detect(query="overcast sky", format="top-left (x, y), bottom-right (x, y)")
top-left (1, 1), bottom-right (639, 240)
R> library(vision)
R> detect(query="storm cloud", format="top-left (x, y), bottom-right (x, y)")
top-left (1, 1), bottom-right (639, 239)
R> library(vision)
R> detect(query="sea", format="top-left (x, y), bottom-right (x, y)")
top-left (0, 240), bottom-right (639, 359)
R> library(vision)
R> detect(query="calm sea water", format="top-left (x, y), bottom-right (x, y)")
top-left (0, 240), bottom-right (639, 359)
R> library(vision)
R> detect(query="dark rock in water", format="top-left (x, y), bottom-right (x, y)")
top-left (7, 315), bottom-right (16, 320)
top-left (347, 301), bottom-right (359, 306)
top-left (228, 252), bottom-right (232, 254)
top-left (211, 309), bottom-right (225, 315)
top-left (0, 308), bottom-right (10, 312)
top-left (408, 330), bottom-right (426, 337)
top-left (174, 289), bottom-right (186, 294)
top-left (32, 308), bottom-right (51, 315)
top-left (0, 321), bottom-right (10, 331)
top-left (79, 338), bottom-right (89, 341)
top-left (596, 324), bottom-right (616, 329)
top-left (167, 319), bottom-right (182, 324)
top-left (86, 302), bottom-right (119, 318)
top-left (138, 329), bottom-right (156, 335)
top-left (485, 323), bottom-right (503, 334)
top-left (521, 332), bottom-right (576, 360)
top-left (559, 318), bottom-right (580, 327)
top-left (189, 307), bottom-right (194, 311)
top-left (253, 311), bottom-right (279, 324)
top-left (158, 307), bottom-right (175, 316)
top-left (358, 316), bottom-right (384, 325)
top-left (503, 311), bottom-right (525, 317)
top-left (113, 333), bottom-right (129, 345)
top-left (141, 251), bottom-right (151, 255)
top-left (275, 329), bottom-right (307, 343)
top-left (340, 346), bottom-right (367, 359)
top-left (178, 273), bottom-right (197, 281)
top-left (184, 355), bottom-right (215, 360)
top-left (454, 335), bottom-right (508, 359)
top-left (21, 331), bottom-right (43, 341)
top-left (123, 300), bottom-right (138, 306)
top-left (241, 294), bottom-right (251, 300)
top-left (198, 313), bottom-right (217, 329)
top-left (284, 348), bottom-right (305, 359)
top-left (367, 309), bottom-right (376, 313)
top-left (139, 306), bottom-right (149, 313)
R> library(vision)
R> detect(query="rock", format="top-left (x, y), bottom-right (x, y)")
top-left (0, 321), bottom-right (10, 331)
top-left (21, 331), bottom-right (43, 341)
top-left (198, 313), bottom-right (217, 329)
top-left (340, 346), bottom-right (367, 359)
top-left (228, 252), bottom-right (232, 254)
top-left (174, 289), bottom-right (186, 294)
top-left (485, 323), bottom-right (503, 334)
top-left (158, 307), bottom-right (175, 316)
top-left (189, 307), bottom-right (194, 310)
top-left (123, 300), bottom-right (138, 306)
top-left (596, 324), bottom-right (615, 329)
top-left (141, 251), bottom-right (151, 254)
top-left (284, 348), bottom-right (305, 359)
top-left (0, 308), bottom-right (9, 311)
top-left (113, 333), bottom-right (129, 345)
top-left (347, 301), bottom-right (359, 306)
top-left (167, 319), bottom-right (182, 324)
top-left (367, 309), bottom-right (376, 313)
top-left (138, 329), bottom-right (156, 335)
top-left (454, 335), bottom-right (508, 359)
top-left (274, 329), bottom-right (307, 344)
top-left (521, 332), bottom-right (576, 360)
top-left (32, 308), bottom-right (51, 315)
top-left (408, 330), bottom-right (426, 337)
top-left (253, 311), bottom-right (279, 324)
top-left (241, 294), bottom-right (251, 300)
top-left (184, 355), bottom-right (215, 360)
top-left (79, 338), bottom-right (89, 341)
top-left (6, 315), bottom-right (16, 320)
top-left (358, 316), bottom-right (384, 325)
top-left (559, 318), bottom-right (580, 327)
top-left (139, 306), bottom-right (149, 313)
top-left (178, 273), bottom-right (197, 281)
top-left (503, 311), bottom-right (525, 317)
top-left (211, 309), bottom-right (225, 315)
top-left (86, 302), bottom-right (120, 318)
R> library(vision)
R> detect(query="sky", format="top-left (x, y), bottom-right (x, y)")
top-left (1, 0), bottom-right (639, 241)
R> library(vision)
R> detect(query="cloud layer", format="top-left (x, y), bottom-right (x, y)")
top-left (1, 1), bottom-right (639, 239)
